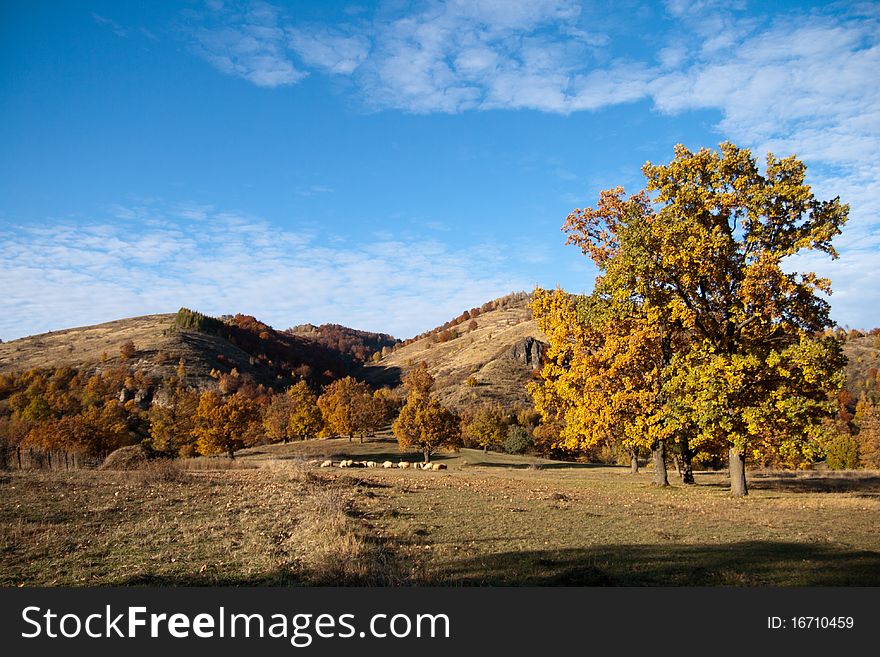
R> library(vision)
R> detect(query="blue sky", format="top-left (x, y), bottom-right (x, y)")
top-left (1, 0), bottom-right (878, 341)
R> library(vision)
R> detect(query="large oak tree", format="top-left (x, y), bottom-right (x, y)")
top-left (558, 142), bottom-right (848, 495)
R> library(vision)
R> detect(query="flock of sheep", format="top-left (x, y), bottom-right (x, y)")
top-left (318, 459), bottom-right (448, 471)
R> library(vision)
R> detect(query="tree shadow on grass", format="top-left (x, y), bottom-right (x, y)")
top-left (117, 570), bottom-right (304, 586)
top-left (428, 541), bottom-right (880, 586)
top-left (748, 474), bottom-right (880, 494)
top-left (359, 363), bottom-right (403, 388)
top-left (114, 542), bottom-right (880, 587)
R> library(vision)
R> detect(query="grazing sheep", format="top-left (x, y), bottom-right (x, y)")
top-left (338, 459), bottom-right (352, 468)
top-left (398, 461), bottom-right (411, 469)
top-left (432, 463), bottom-right (447, 470)
top-left (320, 460), bottom-right (333, 468)
top-left (366, 461), bottom-right (377, 468)
top-left (382, 461), bottom-right (395, 469)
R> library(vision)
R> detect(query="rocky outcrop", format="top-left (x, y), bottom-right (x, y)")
top-left (508, 337), bottom-right (546, 367)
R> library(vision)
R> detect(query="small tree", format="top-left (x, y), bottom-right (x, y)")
top-left (504, 425), bottom-right (533, 454)
top-left (193, 390), bottom-right (261, 458)
top-left (119, 340), bottom-right (137, 360)
top-left (317, 376), bottom-right (374, 442)
top-left (825, 433), bottom-right (860, 469)
top-left (286, 380), bottom-right (324, 441)
top-left (263, 392), bottom-right (296, 443)
top-left (463, 404), bottom-right (508, 453)
top-left (393, 396), bottom-right (460, 463)
top-left (392, 365), bottom-right (460, 462)
top-left (149, 383), bottom-right (198, 456)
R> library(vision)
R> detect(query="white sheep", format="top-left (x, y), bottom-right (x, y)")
top-left (319, 460), bottom-right (333, 468)
top-left (365, 461), bottom-right (377, 468)
top-left (398, 461), bottom-right (411, 469)
top-left (382, 461), bottom-right (395, 469)
top-left (431, 463), bottom-right (447, 470)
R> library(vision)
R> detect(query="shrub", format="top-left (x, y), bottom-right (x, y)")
top-left (825, 434), bottom-right (860, 469)
top-left (119, 340), bottom-right (137, 360)
top-left (504, 425), bottom-right (533, 454)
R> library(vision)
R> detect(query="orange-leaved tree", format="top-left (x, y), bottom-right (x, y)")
top-left (317, 376), bottom-right (379, 442)
top-left (193, 390), bottom-right (261, 458)
top-left (392, 363), bottom-right (460, 463)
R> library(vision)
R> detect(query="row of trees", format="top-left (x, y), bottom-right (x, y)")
top-left (0, 341), bottom-right (534, 465)
top-left (144, 374), bottom-right (405, 459)
top-left (0, 358), bottom-right (407, 462)
top-left (530, 142), bottom-right (851, 495)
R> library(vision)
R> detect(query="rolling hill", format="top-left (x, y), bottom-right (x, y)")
top-left (364, 293), bottom-right (547, 410)
top-left (0, 310), bottom-right (354, 392)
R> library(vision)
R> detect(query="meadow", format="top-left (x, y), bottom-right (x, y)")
top-left (2, 435), bottom-right (879, 586)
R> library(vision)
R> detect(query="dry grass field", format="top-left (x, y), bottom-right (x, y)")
top-left (3, 435), bottom-right (879, 586)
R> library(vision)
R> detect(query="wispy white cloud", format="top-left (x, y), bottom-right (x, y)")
top-left (0, 204), bottom-right (528, 341)
top-left (92, 12), bottom-right (129, 38)
top-left (288, 27), bottom-right (370, 75)
top-left (294, 184), bottom-right (334, 197)
top-left (190, 1), bottom-right (306, 87)
top-left (355, 0), bottom-right (600, 113)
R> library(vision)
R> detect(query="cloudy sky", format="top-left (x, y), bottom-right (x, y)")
top-left (1, 0), bottom-right (878, 340)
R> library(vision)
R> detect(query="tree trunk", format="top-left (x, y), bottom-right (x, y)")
top-left (16, 446), bottom-right (22, 470)
top-left (228, 448), bottom-right (235, 460)
top-left (673, 455), bottom-right (681, 477)
top-left (729, 446), bottom-right (747, 496)
top-left (630, 449), bottom-right (639, 474)
top-left (424, 447), bottom-right (431, 464)
top-left (652, 441), bottom-right (668, 486)
top-left (348, 433), bottom-right (352, 442)
top-left (359, 434), bottom-right (363, 444)
top-left (680, 435), bottom-right (695, 484)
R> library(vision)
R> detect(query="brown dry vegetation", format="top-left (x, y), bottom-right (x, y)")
top-left (3, 436), bottom-right (879, 586)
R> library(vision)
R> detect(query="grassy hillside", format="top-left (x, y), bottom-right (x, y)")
top-left (0, 311), bottom-right (352, 391)
top-left (365, 294), bottom-right (546, 410)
